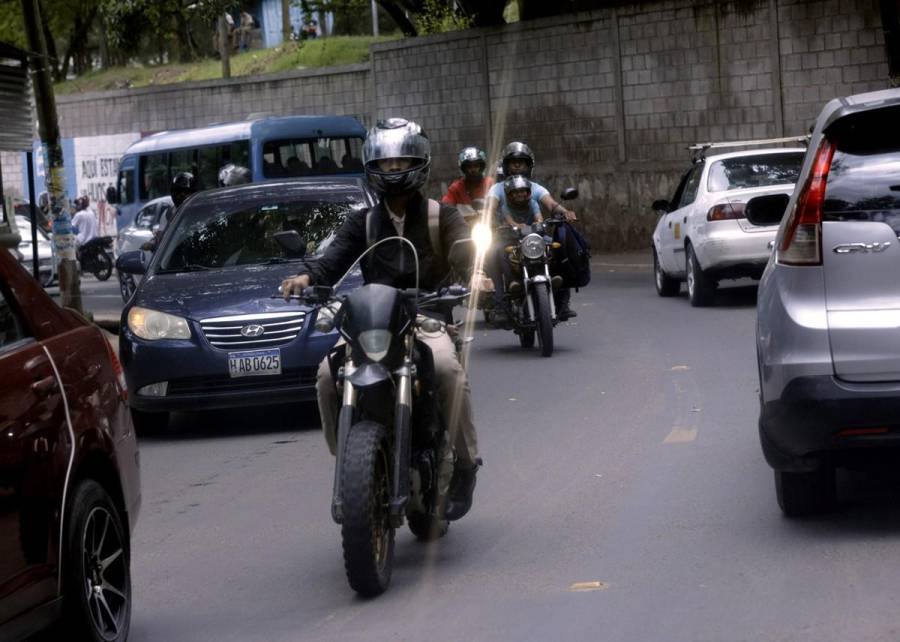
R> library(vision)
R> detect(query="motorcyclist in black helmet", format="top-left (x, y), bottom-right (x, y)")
top-left (485, 142), bottom-right (579, 320)
top-left (141, 171), bottom-right (197, 252)
top-left (281, 118), bottom-right (482, 521)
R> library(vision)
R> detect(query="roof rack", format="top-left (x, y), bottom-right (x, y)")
top-left (688, 135), bottom-right (810, 162)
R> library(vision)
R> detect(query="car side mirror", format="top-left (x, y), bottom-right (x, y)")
top-left (106, 185), bottom-right (118, 205)
top-left (560, 188), bottom-right (578, 201)
top-left (273, 230), bottom-right (306, 258)
top-left (116, 250), bottom-right (146, 275)
top-left (745, 194), bottom-right (790, 227)
top-left (652, 199), bottom-right (671, 213)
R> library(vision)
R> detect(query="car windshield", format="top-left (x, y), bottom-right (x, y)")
top-left (707, 152), bottom-right (804, 192)
top-left (155, 188), bottom-right (365, 272)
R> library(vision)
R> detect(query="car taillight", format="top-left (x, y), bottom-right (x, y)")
top-left (104, 337), bottom-right (128, 402)
top-left (777, 138), bottom-right (835, 266)
top-left (707, 202), bottom-right (745, 221)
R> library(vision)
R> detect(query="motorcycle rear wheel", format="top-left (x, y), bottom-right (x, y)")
top-left (534, 285), bottom-right (554, 357)
top-left (340, 420), bottom-right (394, 596)
top-left (92, 252), bottom-right (113, 281)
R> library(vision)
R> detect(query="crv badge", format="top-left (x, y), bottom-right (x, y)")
top-left (833, 242), bottom-right (891, 254)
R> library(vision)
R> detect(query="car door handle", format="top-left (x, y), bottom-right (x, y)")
top-left (31, 375), bottom-right (59, 397)
top-left (668, 221), bottom-right (672, 228)
top-left (24, 354), bottom-right (50, 373)
top-left (767, 240), bottom-right (775, 250)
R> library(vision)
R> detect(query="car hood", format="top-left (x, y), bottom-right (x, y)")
top-left (133, 263), bottom-right (313, 320)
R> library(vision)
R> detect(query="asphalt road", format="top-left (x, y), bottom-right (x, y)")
top-left (123, 265), bottom-right (900, 642)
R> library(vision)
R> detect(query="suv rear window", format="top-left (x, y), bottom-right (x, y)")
top-left (823, 106), bottom-right (900, 231)
top-left (707, 153), bottom-right (804, 192)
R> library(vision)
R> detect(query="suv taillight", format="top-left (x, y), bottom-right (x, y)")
top-left (777, 138), bottom-right (835, 266)
top-left (707, 202), bottom-right (745, 221)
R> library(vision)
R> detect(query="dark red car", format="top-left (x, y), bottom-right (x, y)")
top-left (0, 247), bottom-right (140, 641)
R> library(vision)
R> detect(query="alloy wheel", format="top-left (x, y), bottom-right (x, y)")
top-left (82, 506), bottom-right (129, 641)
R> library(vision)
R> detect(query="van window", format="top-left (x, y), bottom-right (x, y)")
top-left (262, 137), bottom-right (364, 178)
top-left (117, 168), bottom-right (135, 204)
top-left (141, 153), bottom-right (169, 201)
top-left (196, 141), bottom-right (251, 189)
top-left (171, 149), bottom-right (195, 179)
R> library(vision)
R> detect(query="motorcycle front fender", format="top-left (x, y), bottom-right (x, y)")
top-left (347, 362), bottom-right (392, 388)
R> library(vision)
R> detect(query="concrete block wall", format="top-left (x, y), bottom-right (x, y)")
top-left (4, 0), bottom-right (892, 250)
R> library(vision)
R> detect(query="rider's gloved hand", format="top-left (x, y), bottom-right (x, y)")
top-left (281, 273), bottom-right (311, 300)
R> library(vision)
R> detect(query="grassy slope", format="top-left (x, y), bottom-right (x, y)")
top-left (55, 36), bottom-right (397, 95)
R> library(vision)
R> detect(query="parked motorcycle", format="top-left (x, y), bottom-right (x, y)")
top-left (292, 233), bottom-right (484, 596)
top-left (78, 236), bottom-right (114, 281)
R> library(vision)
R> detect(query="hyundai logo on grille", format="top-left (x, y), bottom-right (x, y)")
top-left (241, 324), bottom-right (265, 338)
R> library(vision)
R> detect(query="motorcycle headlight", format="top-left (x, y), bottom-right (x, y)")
top-left (128, 306), bottom-right (191, 340)
top-left (357, 329), bottom-right (391, 362)
top-left (521, 233), bottom-right (545, 260)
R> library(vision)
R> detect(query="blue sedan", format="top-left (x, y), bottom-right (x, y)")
top-left (118, 177), bottom-right (373, 432)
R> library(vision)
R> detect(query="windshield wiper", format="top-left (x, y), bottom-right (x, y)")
top-left (158, 263), bottom-right (211, 273)
top-left (262, 257), bottom-right (304, 264)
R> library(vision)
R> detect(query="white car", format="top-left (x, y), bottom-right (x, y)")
top-left (651, 142), bottom-right (807, 306)
top-left (11, 214), bottom-right (54, 285)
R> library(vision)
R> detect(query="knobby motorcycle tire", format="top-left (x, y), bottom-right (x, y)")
top-left (534, 284), bottom-right (554, 357)
top-left (340, 420), bottom-right (395, 596)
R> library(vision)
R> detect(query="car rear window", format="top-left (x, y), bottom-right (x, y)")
top-left (707, 152), bottom-right (804, 192)
top-left (823, 106), bottom-right (900, 232)
top-left (156, 189), bottom-right (366, 272)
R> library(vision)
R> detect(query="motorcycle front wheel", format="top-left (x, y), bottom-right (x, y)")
top-left (340, 420), bottom-right (394, 596)
top-left (534, 284), bottom-right (554, 357)
top-left (92, 251), bottom-right (113, 281)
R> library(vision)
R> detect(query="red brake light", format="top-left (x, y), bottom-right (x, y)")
top-left (777, 138), bottom-right (835, 266)
top-left (707, 202), bottom-right (745, 221)
top-left (104, 336), bottom-right (128, 401)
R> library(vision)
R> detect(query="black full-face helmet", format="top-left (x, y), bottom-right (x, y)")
top-left (503, 174), bottom-right (532, 197)
top-left (362, 118), bottom-right (431, 195)
top-left (501, 142), bottom-right (535, 178)
top-left (171, 171), bottom-right (197, 207)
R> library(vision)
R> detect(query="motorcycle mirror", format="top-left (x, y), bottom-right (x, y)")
top-left (273, 230), bottom-right (306, 258)
top-left (560, 188), bottom-right (579, 201)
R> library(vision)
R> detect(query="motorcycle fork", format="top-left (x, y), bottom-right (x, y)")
top-left (389, 333), bottom-right (414, 528)
top-left (522, 265), bottom-right (536, 322)
top-left (544, 264), bottom-right (557, 320)
top-left (331, 357), bottom-right (357, 524)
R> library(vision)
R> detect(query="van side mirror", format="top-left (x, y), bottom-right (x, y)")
top-left (652, 199), bottom-right (671, 213)
top-left (106, 185), bottom-right (118, 205)
top-left (560, 188), bottom-right (578, 201)
top-left (745, 194), bottom-right (790, 227)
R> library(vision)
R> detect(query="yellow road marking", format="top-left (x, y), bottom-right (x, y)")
top-left (664, 427), bottom-right (697, 444)
top-left (569, 581), bottom-right (608, 592)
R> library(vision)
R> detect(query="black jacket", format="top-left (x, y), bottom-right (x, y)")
top-left (297, 193), bottom-right (471, 291)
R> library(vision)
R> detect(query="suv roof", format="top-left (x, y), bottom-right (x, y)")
top-left (819, 87), bottom-right (900, 131)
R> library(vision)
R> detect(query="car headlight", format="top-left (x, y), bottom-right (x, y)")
top-left (357, 329), bottom-right (391, 362)
top-left (521, 233), bottom-right (545, 260)
top-left (128, 306), bottom-right (191, 340)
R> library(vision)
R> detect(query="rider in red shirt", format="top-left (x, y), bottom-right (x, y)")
top-left (442, 147), bottom-right (494, 207)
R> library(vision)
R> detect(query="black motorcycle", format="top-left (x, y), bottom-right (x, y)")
top-left (294, 236), bottom-right (478, 596)
top-left (78, 236), bottom-right (114, 281)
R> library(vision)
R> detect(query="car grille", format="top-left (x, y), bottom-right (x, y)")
top-left (167, 367), bottom-right (318, 396)
top-left (199, 311), bottom-right (307, 349)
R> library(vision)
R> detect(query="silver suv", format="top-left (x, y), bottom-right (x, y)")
top-left (756, 87), bottom-right (900, 516)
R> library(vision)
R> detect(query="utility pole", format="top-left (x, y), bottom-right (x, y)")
top-left (219, 14), bottom-right (231, 79)
top-left (372, 0), bottom-right (379, 36)
top-left (282, 0), bottom-right (292, 45)
top-left (20, 0), bottom-right (82, 312)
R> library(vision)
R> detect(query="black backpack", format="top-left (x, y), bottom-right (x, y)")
top-left (552, 222), bottom-right (591, 289)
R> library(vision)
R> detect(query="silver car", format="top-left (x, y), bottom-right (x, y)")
top-left (756, 87), bottom-right (900, 516)
top-left (116, 196), bottom-right (173, 301)
top-left (652, 144), bottom-right (806, 306)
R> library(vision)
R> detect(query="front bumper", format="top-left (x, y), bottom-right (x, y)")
top-left (759, 375), bottom-right (900, 471)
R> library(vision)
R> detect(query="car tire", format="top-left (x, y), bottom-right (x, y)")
top-left (653, 247), bottom-right (680, 297)
top-left (774, 468), bottom-right (836, 517)
top-left (130, 408), bottom-right (169, 434)
top-left (62, 480), bottom-right (131, 642)
top-left (685, 243), bottom-right (716, 307)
